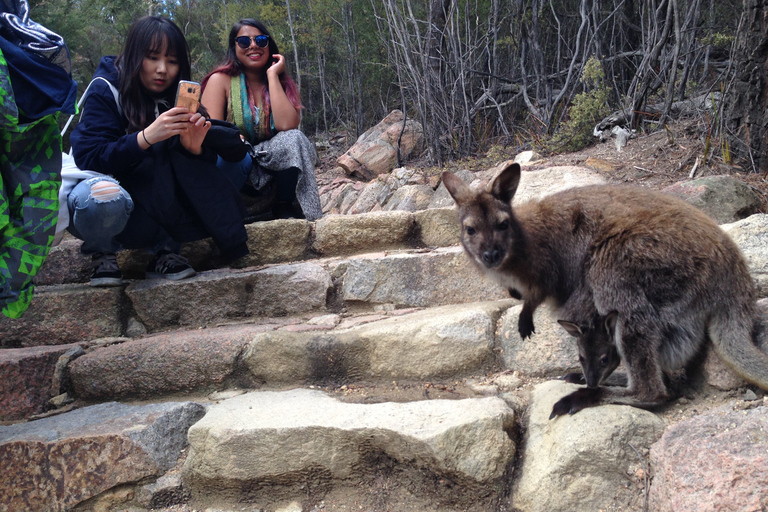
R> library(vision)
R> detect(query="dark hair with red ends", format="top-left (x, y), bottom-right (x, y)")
top-left (201, 18), bottom-right (302, 109)
top-left (117, 15), bottom-right (192, 133)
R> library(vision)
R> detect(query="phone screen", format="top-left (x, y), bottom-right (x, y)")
top-left (175, 80), bottom-right (201, 112)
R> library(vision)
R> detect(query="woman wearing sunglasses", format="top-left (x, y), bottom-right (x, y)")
top-left (68, 16), bottom-right (249, 286)
top-left (201, 19), bottom-right (322, 220)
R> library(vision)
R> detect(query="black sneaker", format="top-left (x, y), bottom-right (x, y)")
top-left (90, 252), bottom-right (123, 287)
top-left (145, 250), bottom-right (196, 280)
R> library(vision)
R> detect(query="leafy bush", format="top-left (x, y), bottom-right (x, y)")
top-left (541, 56), bottom-right (611, 154)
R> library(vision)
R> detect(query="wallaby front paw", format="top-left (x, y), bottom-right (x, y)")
top-left (518, 315), bottom-right (535, 339)
top-left (549, 387), bottom-right (604, 419)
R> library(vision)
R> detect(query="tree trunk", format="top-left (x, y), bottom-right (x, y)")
top-left (725, 0), bottom-right (768, 173)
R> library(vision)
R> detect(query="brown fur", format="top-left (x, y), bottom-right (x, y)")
top-left (443, 162), bottom-right (768, 415)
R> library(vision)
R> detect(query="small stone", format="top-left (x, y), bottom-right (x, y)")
top-left (47, 392), bottom-right (74, 409)
top-left (307, 314), bottom-right (341, 326)
top-left (275, 501), bottom-right (303, 512)
top-left (208, 389), bottom-right (246, 401)
top-left (493, 373), bottom-right (522, 391)
top-left (743, 389), bottom-right (758, 401)
top-left (125, 317), bottom-right (147, 337)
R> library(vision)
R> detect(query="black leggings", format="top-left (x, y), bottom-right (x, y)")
top-left (273, 167), bottom-right (300, 203)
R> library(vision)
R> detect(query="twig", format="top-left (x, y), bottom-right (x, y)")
top-left (634, 166), bottom-right (652, 173)
top-left (689, 156), bottom-right (701, 178)
top-left (628, 442), bottom-right (649, 512)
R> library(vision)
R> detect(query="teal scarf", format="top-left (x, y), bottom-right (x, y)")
top-left (229, 73), bottom-right (271, 144)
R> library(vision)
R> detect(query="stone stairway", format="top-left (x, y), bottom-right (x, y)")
top-left (0, 205), bottom-right (526, 512)
top-left (3, 167), bottom-right (768, 512)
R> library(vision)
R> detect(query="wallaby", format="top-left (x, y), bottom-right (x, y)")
top-left (558, 311), bottom-right (621, 389)
top-left (442, 162), bottom-right (768, 415)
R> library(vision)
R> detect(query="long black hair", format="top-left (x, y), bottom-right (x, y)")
top-left (116, 16), bottom-right (191, 133)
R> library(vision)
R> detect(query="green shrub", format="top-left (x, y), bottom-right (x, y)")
top-left (541, 56), bottom-right (611, 154)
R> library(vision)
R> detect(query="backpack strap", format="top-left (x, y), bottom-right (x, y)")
top-left (60, 76), bottom-right (120, 136)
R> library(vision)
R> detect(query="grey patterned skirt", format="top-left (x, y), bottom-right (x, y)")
top-left (249, 129), bottom-right (323, 221)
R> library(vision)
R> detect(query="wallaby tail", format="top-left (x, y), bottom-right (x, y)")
top-left (710, 307), bottom-right (768, 390)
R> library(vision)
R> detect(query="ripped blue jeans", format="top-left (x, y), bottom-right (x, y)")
top-left (67, 176), bottom-right (133, 254)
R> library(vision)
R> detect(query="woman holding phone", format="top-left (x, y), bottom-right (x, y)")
top-left (201, 19), bottom-right (322, 221)
top-left (69, 15), bottom-right (248, 286)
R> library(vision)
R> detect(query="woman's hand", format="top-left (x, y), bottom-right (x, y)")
top-left (139, 107), bottom-right (196, 148)
top-left (266, 54), bottom-right (301, 131)
top-left (179, 112), bottom-right (211, 155)
top-left (266, 54), bottom-right (287, 80)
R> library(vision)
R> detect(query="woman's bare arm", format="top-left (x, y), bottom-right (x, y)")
top-left (200, 72), bottom-right (230, 121)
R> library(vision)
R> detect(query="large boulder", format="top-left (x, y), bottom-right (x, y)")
top-left (662, 175), bottom-right (762, 224)
top-left (512, 380), bottom-right (665, 512)
top-left (383, 184), bottom-right (434, 211)
top-left (721, 213), bottom-right (768, 297)
top-left (337, 110), bottom-right (424, 180)
top-left (0, 401), bottom-right (204, 512)
top-left (649, 403), bottom-right (768, 512)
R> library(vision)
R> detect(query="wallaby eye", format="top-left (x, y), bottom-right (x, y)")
top-left (578, 355), bottom-right (585, 364)
top-left (465, 226), bottom-right (476, 236)
top-left (599, 356), bottom-right (610, 366)
top-left (496, 220), bottom-right (509, 231)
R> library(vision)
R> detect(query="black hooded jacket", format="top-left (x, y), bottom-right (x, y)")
top-left (70, 56), bottom-right (249, 261)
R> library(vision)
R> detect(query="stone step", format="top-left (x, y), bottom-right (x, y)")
top-left (2, 299), bottom-right (520, 421)
top-left (5, 376), bottom-right (766, 512)
top-left (11, 212), bottom-right (768, 350)
top-left (7, 298), bottom-right (768, 422)
top-left (0, 389), bottom-right (516, 512)
top-left (69, 300), bottom-right (514, 401)
top-left (182, 389), bottom-right (516, 511)
top-left (33, 209), bottom-right (460, 286)
top-left (0, 246), bottom-right (509, 348)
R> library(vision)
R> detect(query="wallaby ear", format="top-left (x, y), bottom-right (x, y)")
top-left (488, 161), bottom-right (521, 204)
top-left (442, 171), bottom-right (472, 206)
top-left (604, 311), bottom-right (619, 341)
top-left (558, 320), bottom-right (583, 338)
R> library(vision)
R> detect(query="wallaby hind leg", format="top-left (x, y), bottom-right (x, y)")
top-left (551, 315), bottom-right (669, 417)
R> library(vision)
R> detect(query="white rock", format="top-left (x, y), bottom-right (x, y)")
top-left (513, 380), bottom-right (665, 512)
top-left (183, 389), bottom-right (516, 503)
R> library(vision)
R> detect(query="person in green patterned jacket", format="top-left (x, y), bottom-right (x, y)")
top-left (0, 2), bottom-right (77, 318)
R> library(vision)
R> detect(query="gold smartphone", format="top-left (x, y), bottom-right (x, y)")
top-left (175, 80), bottom-right (201, 112)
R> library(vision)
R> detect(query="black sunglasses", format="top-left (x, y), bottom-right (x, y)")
top-left (235, 35), bottom-right (270, 49)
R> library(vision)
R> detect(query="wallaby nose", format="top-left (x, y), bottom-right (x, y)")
top-left (482, 249), bottom-right (502, 267)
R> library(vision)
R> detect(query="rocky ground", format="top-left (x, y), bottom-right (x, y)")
top-left (4, 118), bottom-right (767, 512)
top-left (174, 119), bottom-right (766, 512)
top-left (452, 119), bottom-right (764, 202)
top-left (316, 119), bottom-right (768, 512)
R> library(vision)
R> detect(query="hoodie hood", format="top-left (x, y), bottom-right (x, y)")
top-left (93, 55), bottom-right (120, 87)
